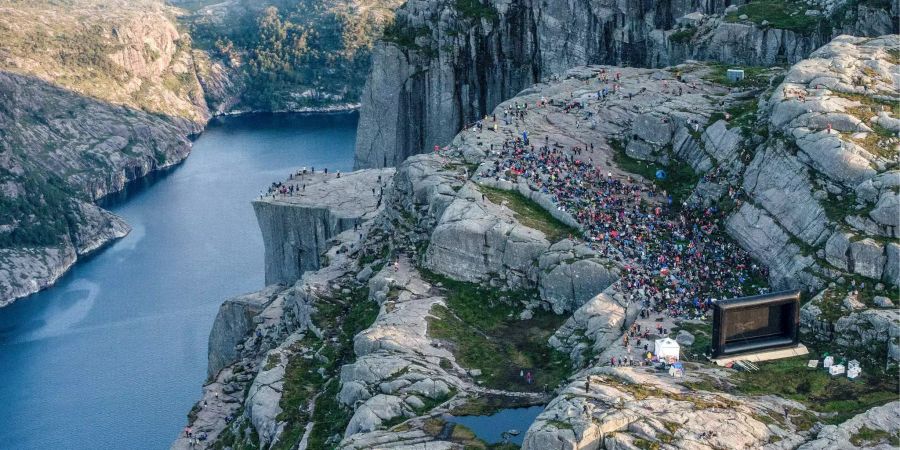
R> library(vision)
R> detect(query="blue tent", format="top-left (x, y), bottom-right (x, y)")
top-left (655, 169), bottom-right (667, 180)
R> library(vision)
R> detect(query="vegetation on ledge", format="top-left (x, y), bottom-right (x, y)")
top-left (724, 0), bottom-right (824, 33)
top-left (454, 0), bottom-right (499, 21)
top-left (733, 355), bottom-right (898, 425)
top-left (850, 426), bottom-right (900, 447)
top-left (422, 270), bottom-right (571, 392)
top-left (478, 185), bottom-right (579, 242)
top-left (381, 22), bottom-right (431, 51)
top-left (0, 168), bottom-right (79, 248)
top-left (669, 27), bottom-right (697, 44)
top-left (274, 286), bottom-right (378, 450)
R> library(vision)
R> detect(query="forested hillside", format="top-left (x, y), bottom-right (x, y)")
top-left (181, 0), bottom-right (403, 111)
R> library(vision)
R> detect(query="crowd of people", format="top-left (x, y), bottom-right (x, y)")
top-left (263, 167), bottom-right (350, 198)
top-left (482, 136), bottom-right (768, 320)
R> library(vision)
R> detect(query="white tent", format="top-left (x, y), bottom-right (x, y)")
top-left (654, 338), bottom-right (681, 361)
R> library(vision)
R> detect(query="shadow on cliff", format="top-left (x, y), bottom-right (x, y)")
top-left (0, 69), bottom-right (206, 210)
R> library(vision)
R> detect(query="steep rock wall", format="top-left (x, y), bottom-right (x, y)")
top-left (355, 0), bottom-right (897, 168)
top-left (207, 285), bottom-right (284, 378)
top-left (254, 201), bottom-right (349, 285)
top-left (354, 0), bottom-right (540, 169)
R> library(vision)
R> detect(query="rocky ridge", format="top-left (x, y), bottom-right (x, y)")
top-left (354, 0), bottom-right (898, 170)
top-left (0, 0), bottom-right (212, 306)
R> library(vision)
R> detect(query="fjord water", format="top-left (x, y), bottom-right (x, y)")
top-left (0, 113), bottom-right (357, 450)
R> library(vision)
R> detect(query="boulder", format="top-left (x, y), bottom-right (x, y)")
top-left (702, 120), bottom-right (743, 163)
top-left (633, 113), bottom-right (673, 146)
top-left (339, 381), bottom-right (372, 406)
top-left (824, 231), bottom-right (852, 271)
top-left (549, 288), bottom-right (627, 364)
top-left (833, 309), bottom-right (900, 359)
top-left (870, 191), bottom-right (899, 231)
top-left (625, 138), bottom-right (657, 161)
top-left (245, 353), bottom-right (286, 446)
top-left (425, 183), bottom-right (549, 286)
top-left (842, 294), bottom-right (866, 311)
top-left (344, 394), bottom-right (408, 436)
top-left (539, 257), bottom-right (619, 314)
top-left (676, 330), bottom-right (695, 346)
top-left (849, 238), bottom-right (885, 280)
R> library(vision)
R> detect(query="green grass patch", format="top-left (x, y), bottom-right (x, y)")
top-left (454, 0), bottom-right (499, 20)
top-left (210, 417), bottom-right (261, 450)
top-left (832, 91), bottom-right (900, 159)
top-left (812, 282), bottom-right (899, 323)
top-left (726, 99), bottom-right (760, 136)
top-left (734, 356), bottom-right (899, 425)
top-left (610, 141), bottom-right (700, 206)
top-left (634, 438), bottom-right (661, 450)
top-left (668, 321), bottom-right (712, 360)
top-left (821, 191), bottom-right (858, 223)
top-left (422, 270), bottom-right (571, 392)
top-left (887, 49), bottom-right (900, 66)
top-left (725, 0), bottom-right (822, 33)
top-left (264, 353), bottom-right (280, 371)
top-left (850, 426), bottom-right (900, 447)
top-left (478, 185), bottom-right (579, 242)
top-left (306, 380), bottom-right (351, 449)
top-left (669, 27), bottom-right (697, 43)
top-left (273, 287), bottom-right (377, 450)
top-left (701, 63), bottom-right (777, 89)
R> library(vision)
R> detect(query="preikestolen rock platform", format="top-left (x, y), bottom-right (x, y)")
top-left (253, 168), bottom-right (394, 285)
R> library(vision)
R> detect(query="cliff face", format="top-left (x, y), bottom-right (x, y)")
top-left (354, 0), bottom-right (898, 168)
top-left (0, 0), bottom-right (209, 306)
top-left (354, 0), bottom-right (541, 169)
top-left (207, 285), bottom-right (285, 378)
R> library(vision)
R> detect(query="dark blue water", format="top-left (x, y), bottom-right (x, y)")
top-left (0, 112), bottom-right (357, 450)
top-left (451, 406), bottom-right (544, 446)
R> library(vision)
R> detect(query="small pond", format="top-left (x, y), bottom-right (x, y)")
top-left (449, 405), bottom-right (545, 446)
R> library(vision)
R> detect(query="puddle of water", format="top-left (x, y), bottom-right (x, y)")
top-left (449, 405), bottom-right (544, 446)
